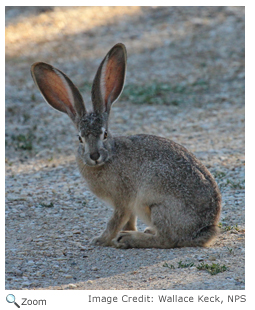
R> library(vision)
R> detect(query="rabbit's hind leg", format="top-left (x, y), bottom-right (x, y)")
top-left (151, 202), bottom-right (219, 248)
top-left (176, 224), bottom-right (220, 248)
top-left (150, 202), bottom-right (219, 248)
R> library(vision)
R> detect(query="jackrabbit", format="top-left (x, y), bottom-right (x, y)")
top-left (31, 43), bottom-right (221, 248)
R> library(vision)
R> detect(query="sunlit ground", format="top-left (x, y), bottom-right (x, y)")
top-left (6, 7), bottom-right (141, 58)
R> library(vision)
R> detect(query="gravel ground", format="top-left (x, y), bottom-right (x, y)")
top-left (5, 6), bottom-right (244, 290)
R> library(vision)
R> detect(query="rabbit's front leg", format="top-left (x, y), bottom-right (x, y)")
top-left (91, 208), bottom-right (132, 247)
top-left (122, 213), bottom-right (137, 231)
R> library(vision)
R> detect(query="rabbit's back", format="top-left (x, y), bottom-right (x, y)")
top-left (117, 134), bottom-right (220, 206)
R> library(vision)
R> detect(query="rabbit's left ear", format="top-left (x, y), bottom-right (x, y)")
top-left (91, 43), bottom-right (127, 114)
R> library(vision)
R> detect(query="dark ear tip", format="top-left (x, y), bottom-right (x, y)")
top-left (114, 42), bottom-right (126, 49)
top-left (31, 62), bottom-right (53, 75)
top-left (31, 62), bottom-right (39, 74)
top-left (110, 43), bottom-right (127, 58)
top-left (31, 62), bottom-right (42, 70)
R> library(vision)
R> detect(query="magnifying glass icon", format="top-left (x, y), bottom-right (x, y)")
top-left (6, 294), bottom-right (20, 308)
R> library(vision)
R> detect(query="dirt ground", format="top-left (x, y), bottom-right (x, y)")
top-left (5, 6), bottom-right (244, 290)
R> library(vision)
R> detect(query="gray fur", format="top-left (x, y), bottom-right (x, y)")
top-left (31, 43), bottom-right (221, 249)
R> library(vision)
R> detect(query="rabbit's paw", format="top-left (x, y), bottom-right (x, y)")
top-left (112, 232), bottom-right (135, 249)
top-left (90, 236), bottom-right (112, 247)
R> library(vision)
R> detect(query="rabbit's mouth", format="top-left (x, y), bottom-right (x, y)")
top-left (85, 159), bottom-right (106, 167)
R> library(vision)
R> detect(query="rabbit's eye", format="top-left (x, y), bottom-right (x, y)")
top-left (78, 135), bottom-right (83, 143)
top-left (103, 130), bottom-right (108, 140)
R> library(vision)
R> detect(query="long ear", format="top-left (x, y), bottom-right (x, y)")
top-left (31, 62), bottom-right (86, 123)
top-left (91, 43), bottom-right (127, 114)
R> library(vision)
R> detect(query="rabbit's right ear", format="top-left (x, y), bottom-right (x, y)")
top-left (91, 43), bottom-right (127, 114)
top-left (31, 62), bottom-right (86, 124)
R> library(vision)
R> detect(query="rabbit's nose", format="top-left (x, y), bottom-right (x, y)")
top-left (90, 152), bottom-right (100, 161)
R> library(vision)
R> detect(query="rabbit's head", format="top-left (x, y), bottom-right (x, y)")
top-left (31, 43), bottom-right (127, 166)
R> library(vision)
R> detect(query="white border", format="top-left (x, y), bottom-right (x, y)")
top-left (3, 2), bottom-right (252, 309)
